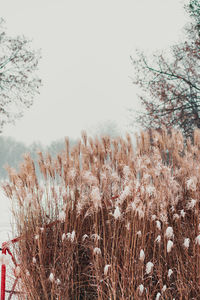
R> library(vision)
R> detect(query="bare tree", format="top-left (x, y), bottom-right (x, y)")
top-left (0, 18), bottom-right (41, 132)
top-left (130, 0), bottom-right (200, 138)
top-left (186, 0), bottom-right (200, 25)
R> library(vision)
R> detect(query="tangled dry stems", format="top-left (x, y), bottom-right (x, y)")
top-left (2, 128), bottom-right (200, 299)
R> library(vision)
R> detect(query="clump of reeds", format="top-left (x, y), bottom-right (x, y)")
top-left (2, 128), bottom-right (200, 299)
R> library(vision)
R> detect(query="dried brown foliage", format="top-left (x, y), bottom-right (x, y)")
top-left (3, 129), bottom-right (200, 299)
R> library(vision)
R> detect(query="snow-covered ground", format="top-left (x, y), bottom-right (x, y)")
top-left (0, 189), bottom-right (12, 245)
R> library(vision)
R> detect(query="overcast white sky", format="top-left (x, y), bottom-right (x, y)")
top-left (1, 0), bottom-right (189, 145)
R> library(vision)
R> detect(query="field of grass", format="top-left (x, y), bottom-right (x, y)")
top-left (2, 128), bottom-right (200, 299)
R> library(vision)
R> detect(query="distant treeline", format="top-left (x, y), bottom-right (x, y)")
top-left (0, 136), bottom-right (77, 179)
top-left (0, 121), bottom-right (121, 179)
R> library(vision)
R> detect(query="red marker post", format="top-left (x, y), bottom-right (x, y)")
top-left (1, 246), bottom-right (7, 300)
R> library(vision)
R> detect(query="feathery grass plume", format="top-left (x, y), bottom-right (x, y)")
top-left (165, 227), bottom-right (174, 239)
top-left (162, 285), bottom-right (167, 292)
top-left (186, 177), bottom-right (197, 191)
top-left (3, 128), bottom-right (200, 298)
top-left (180, 209), bottom-right (186, 217)
top-left (32, 257), bottom-right (36, 264)
top-left (58, 210), bottom-right (66, 222)
top-left (138, 284), bottom-right (144, 296)
top-left (113, 206), bottom-right (121, 219)
top-left (195, 234), bottom-right (200, 245)
top-left (187, 198), bottom-right (197, 209)
top-left (155, 235), bottom-right (161, 244)
top-left (167, 240), bottom-right (174, 253)
top-left (61, 233), bottom-right (66, 241)
top-left (156, 292), bottom-right (161, 300)
top-left (173, 213), bottom-right (180, 220)
top-left (90, 186), bottom-right (102, 210)
top-left (183, 238), bottom-right (190, 249)
top-left (49, 273), bottom-right (54, 282)
top-left (168, 269), bottom-right (173, 278)
top-left (146, 262), bottom-right (154, 274)
top-left (93, 247), bottom-right (101, 256)
top-left (139, 249), bottom-right (145, 261)
top-left (66, 230), bottom-right (76, 242)
top-left (156, 220), bottom-right (161, 230)
top-left (151, 214), bottom-right (157, 221)
top-left (56, 278), bottom-right (61, 285)
top-left (104, 264), bottom-right (111, 276)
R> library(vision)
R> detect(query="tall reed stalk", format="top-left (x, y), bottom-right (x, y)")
top-left (3, 129), bottom-right (200, 299)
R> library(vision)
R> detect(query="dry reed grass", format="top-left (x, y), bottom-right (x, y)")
top-left (2, 128), bottom-right (200, 299)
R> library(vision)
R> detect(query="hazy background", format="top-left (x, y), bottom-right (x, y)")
top-left (1, 0), bottom-right (189, 145)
